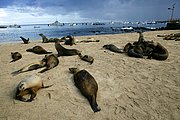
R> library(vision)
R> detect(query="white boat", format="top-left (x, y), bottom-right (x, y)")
top-left (48, 20), bottom-right (65, 26)
top-left (121, 26), bottom-right (133, 32)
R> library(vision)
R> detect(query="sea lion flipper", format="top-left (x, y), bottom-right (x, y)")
top-left (89, 95), bottom-right (101, 113)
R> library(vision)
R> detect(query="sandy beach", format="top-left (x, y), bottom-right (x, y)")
top-left (0, 30), bottom-right (180, 120)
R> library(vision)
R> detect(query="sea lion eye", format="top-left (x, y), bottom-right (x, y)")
top-left (19, 83), bottom-right (25, 90)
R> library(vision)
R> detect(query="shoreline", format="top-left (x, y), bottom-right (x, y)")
top-left (0, 30), bottom-right (180, 120)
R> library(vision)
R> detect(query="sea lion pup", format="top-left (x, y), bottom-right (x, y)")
top-left (39, 33), bottom-right (49, 43)
top-left (15, 75), bottom-right (53, 102)
top-left (69, 68), bottom-right (101, 112)
top-left (55, 40), bottom-right (81, 57)
top-left (63, 35), bottom-right (76, 46)
top-left (10, 52), bottom-right (22, 62)
top-left (78, 53), bottom-right (94, 64)
top-left (20, 36), bottom-right (29, 44)
top-left (26, 46), bottom-right (52, 54)
top-left (38, 54), bottom-right (59, 73)
top-left (147, 42), bottom-right (169, 60)
top-left (103, 44), bottom-right (124, 53)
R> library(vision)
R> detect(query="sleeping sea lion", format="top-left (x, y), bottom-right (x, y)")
top-left (69, 68), bottom-right (101, 112)
top-left (26, 46), bottom-right (52, 54)
top-left (15, 75), bottom-right (53, 102)
top-left (147, 42), bottom-right (169, 60)
top-left (78, 53), bottom-right (94, 64)
top-left (38, 54), bottom-right (59, 73)
top-left (63, 35), bottom-right (76, 46)
top-left (127, 45), bottom-right (144, 58)
top-left (55, 40), bottom-right (81, 57)
top-left (10, 52), bottom-right (22, 62)
top-left (20, 36), bottom-right (29, 44)
top-left (103, 44), bottom-right (124, 53)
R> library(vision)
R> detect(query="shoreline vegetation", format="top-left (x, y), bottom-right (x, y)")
top-left (0, 30), bottom-right (180, 120)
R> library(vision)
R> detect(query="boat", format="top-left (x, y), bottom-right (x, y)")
top-left (48, 20), bottom-right (65, 26)
top-left (34, 26), bottom-right (40, 28)
top-left (121, 26), bottom-right (134, 32)
top-left (92, 22), bottom-right (105, 25)
top-left (8, 24), bottom-right (21, 28)
top-left (0, 25), bottom-right (8, 28)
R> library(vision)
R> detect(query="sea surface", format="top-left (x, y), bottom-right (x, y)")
top-left (0, 22), bottom-right (166, 43)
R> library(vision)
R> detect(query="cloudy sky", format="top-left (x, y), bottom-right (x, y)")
top-left (0, 0), bottom-right (179, 24)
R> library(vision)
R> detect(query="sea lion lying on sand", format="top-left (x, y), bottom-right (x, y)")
top-left (103, 44), bottom-right (124, 53)
top-left (26, 46), bottom-right (52, 54)
top-left (78, 53), bottom-right (94, 64)
top-left (55, 40), bottom-right (81, 56)
top-left (63, 35), bottom-right (76, 46)
top-left (147, 42), bottom-right (169, 60)
top-left (10, 52), bottom-right (22, 62)
top-left (157, 33), bottom-right (180, 41)
top-left (69, 68), bottom-right (101, 112)
top-left (38, 54), bottom-right (59, 73)
top-left (20, 36), bottom-right (29, 44)
top-left (11, 54), bottom-right (59, 75)
top-left (15, 75), bottom-right (53, 102)
top-left (39, 33), bottom-right (63, 43)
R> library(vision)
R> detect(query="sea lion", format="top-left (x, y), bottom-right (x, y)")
top-left (26, 46), bottom-right (52, 54)
top-left (123, 43), bottom-right (132, 53)
top-left (127, 45), bottom-right (144, 58)
top-left (63, 35), bottom-right (76, 46)
top-left (10, 52), bottom-right (22, 62)
top-left (11, 54), bottom-right (59, 75)
top-left (20, 36), bottom-right (29, 44)
top-left (39, 33), bottom-right (49, 43)
top-left (69, 68), bottom-right (101, 112)
top-left (78, 53), bottom-right (94, 64)
top-left (15, 75), bottom-right (53, 102)
top-left (11, 60), bottom-right (46, 75)
top-left (55, 40), bottom-right (81, 56)
top-left (38, 54), bottom-right (59, 73)
top-left (147, 42), bottom-right (169, 60)
top-left (103, 44), bottom-right (124, 53)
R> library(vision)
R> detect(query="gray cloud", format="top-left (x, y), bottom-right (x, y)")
top-left (1, 0), bottom-right (180, 22)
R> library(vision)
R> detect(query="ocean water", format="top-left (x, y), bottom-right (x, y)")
top-left (0, 22), bottom-right (166, 43)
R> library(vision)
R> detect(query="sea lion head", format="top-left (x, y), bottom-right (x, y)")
top-left (69, 68), bottom-right (80, 74)
top-left (18, 82), bottom-right (26, 91)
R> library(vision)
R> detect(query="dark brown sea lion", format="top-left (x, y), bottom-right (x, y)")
top-left (147, 42), bottom-right (169, 60)
top-left (103, 44), bottom-right (124, 53)
top-left (39, 33), bottom-right (49, 43)
top-left (26, 46), bottom-right (52, 54)
top-left (20, 36), bottom-right (29, 44)
top-left (78, 53), bottom-right (94, 64)
top-left (10, 52), bottom-right (22, 62)
top-left (63, 35), bottom-right (76, 46)
top-left (123, 43), bottom-right (132, 53)
top-left (38, 54), bottom-right (59, 73)
top-left (69, 68), bottom-right (101, 112)
top-left (15, 75), bottom-right (53, 102)
top-left (55, 40), bottom-right (81, 57)
top-left (127, 45), bottom-right (144, 58)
